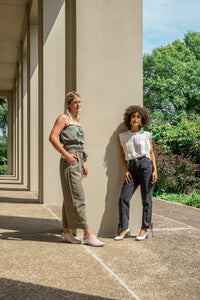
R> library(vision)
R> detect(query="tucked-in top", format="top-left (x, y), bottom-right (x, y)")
top-left (119, 129), bottom-right (152, 161)
top-left (60, 124), bottom-right (85, 149)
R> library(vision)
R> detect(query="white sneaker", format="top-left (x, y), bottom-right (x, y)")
top-left (83, 234), bottom-right (105, 247)
top-left (61, 232), bottom-right (82, 244)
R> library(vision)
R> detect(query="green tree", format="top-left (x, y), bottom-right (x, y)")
top-left (0, 98), bottom-right (8, 134)
top-left (143, 31), bottom-right (200, 124)
top-left (184, 31), bottom-right (200, 60)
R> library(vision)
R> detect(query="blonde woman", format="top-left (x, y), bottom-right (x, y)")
top-left (49, 91), bottom-right (105, 247)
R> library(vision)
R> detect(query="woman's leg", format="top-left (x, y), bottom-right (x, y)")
top-left (62, 203), bottom-right (70, 233)
top-left (118, 177), bottom-right (139, 230)
top-left (138, 159), bottom-right (154, 230)
top-left (83, 228), bottom-right (92, 236)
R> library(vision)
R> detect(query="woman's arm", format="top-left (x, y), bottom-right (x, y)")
top-left (120, 145), bottom-right (132, 184)
top-left (150, 138), bottom-right (157, 184)
top-left (49, 114), bottom-right (77, 164)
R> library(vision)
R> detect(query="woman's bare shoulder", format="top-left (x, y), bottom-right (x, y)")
top-left (57, 114), bottom-right (69, 124)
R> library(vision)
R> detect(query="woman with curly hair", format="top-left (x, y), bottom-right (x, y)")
top-left (114, 105), bottom-right (157, 241)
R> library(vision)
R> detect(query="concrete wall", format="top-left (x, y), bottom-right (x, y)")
top-left (23, 55), bottom-right (28, 187)
top-left (42, 0), bottom-right (65, 203)
top-left (8, 0), bottom-right (143, 237)
top-left (12, 90), bottom-right (16, 176)
top-left (76, 0), bottom-right (143, 236)
top-left (18, 72), bottom-right (22, 182)
top-left (30, 25), bottom-right (38, 192)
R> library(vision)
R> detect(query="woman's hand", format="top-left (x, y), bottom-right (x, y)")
top-left (124, 171), bottom-right (132, 184)
top-left (65, 153), bottom-right (77, 165)
top-left (151, 170), bottom-right (157, 184)
top-left (83, 163), bottom-right (88, 178)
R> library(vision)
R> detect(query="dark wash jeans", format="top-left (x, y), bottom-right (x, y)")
top-left (119, 157), bottom-right (154, 230)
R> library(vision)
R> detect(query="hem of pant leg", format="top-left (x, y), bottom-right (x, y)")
top-left (67, 224), bottom-right (89, 229)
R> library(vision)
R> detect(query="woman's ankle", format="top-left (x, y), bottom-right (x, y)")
top-left (83, 228), bottom-right (92, 236)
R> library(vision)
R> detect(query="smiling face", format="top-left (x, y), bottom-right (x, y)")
top-left (68, 96), bottom-right (81, 115)
top-left (130, 111), bottom-right (142, 131)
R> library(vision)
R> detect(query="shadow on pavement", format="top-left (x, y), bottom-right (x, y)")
top-left (0, 215), bottom-right (62, 243)
top-left (0, 278), bottom-right (113, 300)
top-left (0, 197), bottom-right (38, 203)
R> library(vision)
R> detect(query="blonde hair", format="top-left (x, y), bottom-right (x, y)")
top-left (65, 91), bottom-right (81, 121)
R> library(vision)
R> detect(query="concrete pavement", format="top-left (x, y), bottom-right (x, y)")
top-left (0, 175), bottom-right (200, 300)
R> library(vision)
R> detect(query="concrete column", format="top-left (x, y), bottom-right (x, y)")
top-left (20, 50), bottom-right (24, 184)
top-left (30, 24), bottom-right (38, 193)
top-left (38, 0), bottom-right (65, 203)
top-left (15, 75), bottom-right (19, 179)
top-left (27, 18), bottom-right (31, 190)
top-left (38, 0), bottom-right (43, 203)
top-left (18, 68), bottom-right (22, 182)
top-left (12, 89), bottom-right (16, 176)
top-left (22, 54), bottom-right (28, 187)
top-left (7, 92), bottom-right (13, 175)
top-left (75, 0), bottom-right (143, 236)
top-left (65, 0), bottom-right (76, 91)
top-left (37, 0), bottom-right (142, 236)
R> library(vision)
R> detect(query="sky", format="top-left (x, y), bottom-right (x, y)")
top-left (143, 0), bottom-right (200, 54)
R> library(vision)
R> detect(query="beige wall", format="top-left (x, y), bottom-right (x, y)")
top-left (18, 73), bottom-right (22, 182)
top-left (30, 25), bottom-right (39, 192)
top-left (7, 0), bottom-right (143, 237)
top-left (12, 90), bottom-right (16, 176)
top-left (23, 55), bottom-right (28, 187)
top-left (42, 0), bottom-right (65, 203)
top-left (16, 76), bottom-right (19, 179)
top-left (39, 0), bottom-right (143, 236)
top-left (76, 0), bottom-right (143, 236)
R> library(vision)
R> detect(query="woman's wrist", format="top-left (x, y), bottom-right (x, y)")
top-left (64, 152), bottom-right (70, 160)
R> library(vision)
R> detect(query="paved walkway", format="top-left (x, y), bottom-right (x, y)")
top-left (0, 175), bottom-right (200, 300)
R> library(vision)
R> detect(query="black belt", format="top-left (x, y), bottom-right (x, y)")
top-left (130, 156), bottom-right (146, 161)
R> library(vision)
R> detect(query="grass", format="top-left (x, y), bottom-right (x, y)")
top-left (154, 191), bottom-right (200, 208)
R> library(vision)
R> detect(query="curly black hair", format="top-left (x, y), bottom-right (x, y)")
top-left (124, 105), bottom-right (151, 129)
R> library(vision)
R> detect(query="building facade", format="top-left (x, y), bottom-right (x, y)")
top-left (0, 0), bottom-right (143, 236)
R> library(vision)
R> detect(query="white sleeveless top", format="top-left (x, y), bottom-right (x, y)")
top-left (119, 129), bottom-right (152, 161)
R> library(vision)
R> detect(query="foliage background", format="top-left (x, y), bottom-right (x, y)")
top-left (144, 31), bottom-right (200, 207)
top-left (0, 98), bottom-right (7, 174)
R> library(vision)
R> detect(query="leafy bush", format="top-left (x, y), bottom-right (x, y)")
top-left (148, 118), bottom-right (200, 165)
top-left (0, 135), bottom-right (7, 165)
top-left (0, 164), bottom-right (7, 175)
top-left (153, 142), bottom-right (200, 194)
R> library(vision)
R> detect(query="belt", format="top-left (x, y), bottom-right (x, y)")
top-left (127, 156), bottom-right (147, 168)
top-left (130, 156), bottom-right (146, 161)
top-left (64, 146), bottom-right (84, 151)
top-left (64, 146), bottom-right (88, 162)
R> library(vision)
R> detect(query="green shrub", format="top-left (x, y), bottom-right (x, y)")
top-left (0, 164), bottom-right (7, 175)
top-left (153, 142), bottom-right (200, 194)
top-left (148, 118), bottom-right (200, 165)
top-left (0, 135), bottom-right (7, 165)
